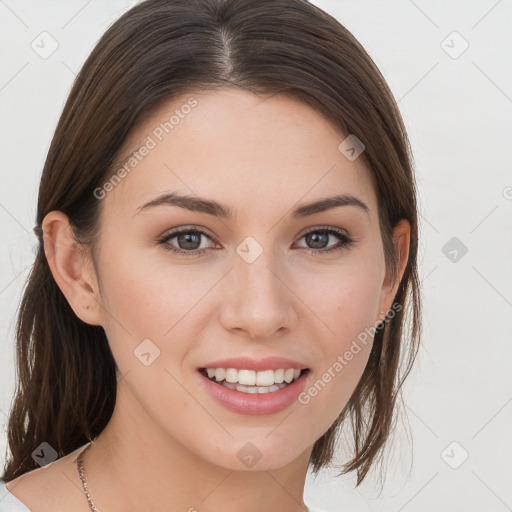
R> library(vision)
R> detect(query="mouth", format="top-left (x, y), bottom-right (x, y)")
top-left (198, 367), bottom-right (310, 394)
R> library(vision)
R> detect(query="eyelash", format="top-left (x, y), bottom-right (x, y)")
top-left (157, 225), bottom-right (354, 258)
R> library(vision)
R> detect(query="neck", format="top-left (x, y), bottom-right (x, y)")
top-left (83, 378), bottom-right (313, 512)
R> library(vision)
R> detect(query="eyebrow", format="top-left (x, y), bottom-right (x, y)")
top-left (135, 192), bottom-right (369, 219)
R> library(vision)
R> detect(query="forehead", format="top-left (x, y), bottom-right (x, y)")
top-left (102, 87), bottom-right (377, 221)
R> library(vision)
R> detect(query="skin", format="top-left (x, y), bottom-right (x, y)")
top-left (7, 87), bottom-right (410, 512)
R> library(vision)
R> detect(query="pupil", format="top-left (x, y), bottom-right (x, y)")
top-left (179, 232), bottom-right (200, 250)
top-left (307, 231), bottom-right (328, 249)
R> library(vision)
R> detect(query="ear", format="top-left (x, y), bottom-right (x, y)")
top-left (41, 211), bottom-right (102, 326)
top-left (375, 218), bottom-right (410, 325)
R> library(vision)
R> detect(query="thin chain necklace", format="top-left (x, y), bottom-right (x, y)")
top-left (72, 441), bottom-right (312, 512)
top-left (72, 441), bottom-right (99, 511)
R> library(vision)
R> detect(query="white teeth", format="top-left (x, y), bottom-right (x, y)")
top-left (225, 368), bottom-right (238, 383)
top-left (274, 368), bottom-right (285, 383)
top-left (214, 368), bottom-right (225, 381)
top-left (204, 367), bottom-right (304, 386)
top-left (255, 369), bottom-right (273, 386)
top-left (237, 369), bottom-right (255, 385)
top-left (284, 369), bottom-right (295, 383)
top-left (221, 381), bottom-right (289, 393)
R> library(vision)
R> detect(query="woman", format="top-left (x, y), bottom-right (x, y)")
top-left (0, 0), bottom-right (421, 510)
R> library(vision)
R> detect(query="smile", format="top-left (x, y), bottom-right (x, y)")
top-left (197, 367), bottom-right (311, 415)
top-left (199, 367), bottom-right (307, 394)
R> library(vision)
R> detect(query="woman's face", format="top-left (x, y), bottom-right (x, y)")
top-left (87, 87), bottom-right (406, 470)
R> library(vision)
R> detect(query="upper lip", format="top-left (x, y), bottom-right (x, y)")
top-left (198, 356), bottom-right (309, 372)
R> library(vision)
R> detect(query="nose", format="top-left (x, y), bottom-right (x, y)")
top-left (218, 250), bottom-right (298, 340)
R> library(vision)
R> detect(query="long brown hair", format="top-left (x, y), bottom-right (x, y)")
top-left (1, 0), bottom-right (421, 486)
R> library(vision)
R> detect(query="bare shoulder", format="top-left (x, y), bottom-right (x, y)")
top-left (5, 447), bottom-right (90, 512)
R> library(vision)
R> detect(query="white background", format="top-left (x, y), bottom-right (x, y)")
top-left (0, 1), bottom-right (511, 511)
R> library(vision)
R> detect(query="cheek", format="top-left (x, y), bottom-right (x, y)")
top-left (96, 256), bottom-right (204, 415)
top-left (99, 236), bottom-right (190, 328)
top-left (293, 260), bottom-right (382, 415)
top-left (96, 247), bottom-right (222, 374)
top-left (299, 258), bottom-right (383, 341)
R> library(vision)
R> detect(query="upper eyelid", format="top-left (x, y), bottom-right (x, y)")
top-left (161, 225), bottom-right (218, 242)
top-left (162, 224), bottom-right (349, 238)
top-left (160, 225), bottom-right (351, 246)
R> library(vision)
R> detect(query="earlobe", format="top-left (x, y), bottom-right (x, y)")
top-left (41, 211), bottom-right (102, 325)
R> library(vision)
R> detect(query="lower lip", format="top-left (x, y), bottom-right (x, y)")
top-left (198, 370), bottom-right (310, 416)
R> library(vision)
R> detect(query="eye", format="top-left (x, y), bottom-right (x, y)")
top-left (157, 225), bottom-right (353, 257)
top-left (294, 226), bottom-right (353, 256)
top-left (157, 226), bottom-right (219, 258)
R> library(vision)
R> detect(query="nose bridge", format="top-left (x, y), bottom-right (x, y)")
top-left (220, 237), bottom-right (295, 337)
